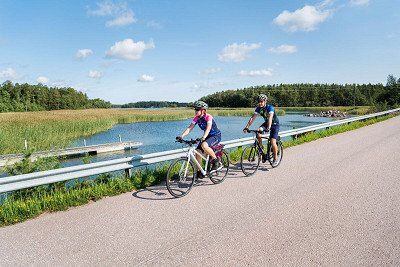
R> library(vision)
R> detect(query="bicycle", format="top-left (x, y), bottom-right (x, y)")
top-left (240, 129), bottom-right (283, 176)
top-left (166, 138), bottom-right (230, 198)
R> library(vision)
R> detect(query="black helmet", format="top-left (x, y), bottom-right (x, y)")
top-left (257, 94), bottom-right (268, 102)
top-left (193, 100), bottom-right (208, 109)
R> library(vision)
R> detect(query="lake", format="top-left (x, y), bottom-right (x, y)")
top-left (64, 112), bottom-right (333, 165)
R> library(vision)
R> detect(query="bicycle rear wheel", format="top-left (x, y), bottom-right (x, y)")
top-left (166, 158), bottom-right (195, 198)
top-left (267, 140), bottom-right (283, 168)
top-left (210, 150), bottom-right (230, 184)
top-left (240, 145), bottom-right (261, 176)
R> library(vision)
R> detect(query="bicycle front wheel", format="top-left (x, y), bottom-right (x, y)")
top-left (240, 145), bottom-right (261, 176)
top-left (166, 158), bottom-right (195, 198)
top-left (267, 140), bottom-right (283, 168)
top-left (210, 150), bottom-right (230, 184)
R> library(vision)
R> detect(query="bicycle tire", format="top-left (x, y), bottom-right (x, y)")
top-left (240, 145), bottom-right (261, 176)
top-left (209, 150), bottom-right (230, 184)
top-left (267, 140), bottom-right (283, 168)
top-left (166, 158), bottom-right (195, 198)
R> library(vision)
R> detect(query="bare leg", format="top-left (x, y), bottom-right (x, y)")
top-left (271, 138), bottom-right (278, 161)
top-left (201, 142), bottom-right (217, 159)
top-left (257, 127), bottom-right (264, 148)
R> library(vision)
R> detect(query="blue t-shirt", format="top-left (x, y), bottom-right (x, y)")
top-left (254, 104), bottom-right (279, 126)
top-left (192, 114), bottom-right (221, 137)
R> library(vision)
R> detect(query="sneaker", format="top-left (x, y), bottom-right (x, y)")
top-left (262, 153), bottom-right (268, 163)
top-left (196, 171), bottom-right (205, 179)
top-left (210, 158), bottom-right (222, 172)
top-left (272, 159), bottom-right (279, 167)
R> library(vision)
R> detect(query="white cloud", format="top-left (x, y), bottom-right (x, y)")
top-left (200, 67), bottom-right (222, 75)
top-left (218, 42), bottom-right (261, 62)
top-left (350, 0), bottom-right (369, 6)
top-left (76, 49), bottom-right (93, 59)
top-left (273, 5), bottom-right (331, 32)
top-left (0, 68), bottom-right (18, 80)
top-left (106, 10), bottom-right (136, 27)
top-left (88, 1), bottom-right (136, 27)
top-left (137, 74), bottom-right (155, 82)
top-left (238, 68), bottom-right (273, 77)
top-left (106, 38), bottom-right (155, 61)
top-left (88, 70), bottom-right (103, 79)
top-left (268, 44), bottom-right (298, 54)
top-left (36, 76), bottom-right (49, 84)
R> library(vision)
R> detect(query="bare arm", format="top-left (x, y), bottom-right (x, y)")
top-left (180, 123), bottom-right (195, 138)
top-left (202, 122), bottom-right (212, 140)
top-left (267, 112), bottom-right (274, 129)
top-left (244, 114), bottom-right (257, 130)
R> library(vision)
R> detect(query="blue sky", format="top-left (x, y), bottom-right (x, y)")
top-left (0, 0), bottom-right (399, 104)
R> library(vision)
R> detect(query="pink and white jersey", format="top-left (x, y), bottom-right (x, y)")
top-left (191, 114), bottom-right (221, 136)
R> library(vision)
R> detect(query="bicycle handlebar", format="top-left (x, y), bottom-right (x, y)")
top-left (175, 138), bottom-right (200, 145)
top-left (245, 129), bottom-right (269, 134)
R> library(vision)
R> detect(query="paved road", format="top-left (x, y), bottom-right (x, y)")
top-left (1, 116), bottom-right (400, 266)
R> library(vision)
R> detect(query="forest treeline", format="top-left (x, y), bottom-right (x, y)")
top-left (200, 75), bottom-right (400, 108)
top-left (0, 81), bottom-right (111, 112)
top-left (117, 101), bottom-right (189, 108)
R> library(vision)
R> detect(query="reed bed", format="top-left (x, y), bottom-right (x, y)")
top-left (0, 108), bottom-right (194, 154)
top-left (0, 106), bottom-right (366, 154)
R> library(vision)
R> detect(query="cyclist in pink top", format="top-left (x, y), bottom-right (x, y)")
top-left (177, 101), bottom-right (222, 175)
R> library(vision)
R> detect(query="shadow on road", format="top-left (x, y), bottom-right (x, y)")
top-left (132, 164), bottom-right (271, 200)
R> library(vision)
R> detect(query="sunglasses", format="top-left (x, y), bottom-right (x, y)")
top-left (194, 108), bottom-right (201, 111)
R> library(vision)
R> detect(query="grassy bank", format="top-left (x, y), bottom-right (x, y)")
top-left (0, 106), bottom-right (367, 154)
top-left (0, 112), bottom-right (398, 227)
top-left (0, 108), bottom-right (194, 154)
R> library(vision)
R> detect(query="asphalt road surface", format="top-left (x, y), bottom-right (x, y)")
top-left (1, 116), bottom-right (399, 266)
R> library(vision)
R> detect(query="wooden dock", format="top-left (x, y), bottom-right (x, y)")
top-left (0, 141), bottom-right (142, 167)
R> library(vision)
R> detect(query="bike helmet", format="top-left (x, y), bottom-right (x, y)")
top-left (193, 100), bottom-right (208, 109)
top-left (257, 94), bottom-right (268, 102)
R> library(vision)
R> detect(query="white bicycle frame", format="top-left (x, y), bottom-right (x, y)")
top-left (180, 146), bottom-right (210, 180)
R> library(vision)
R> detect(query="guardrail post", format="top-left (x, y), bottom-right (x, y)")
top-left (119, 134), bottom-right (122, 143)
top-left (125, 168), bottom-right (132, 178)
top-left (83, 139), bottom-right (87, 147)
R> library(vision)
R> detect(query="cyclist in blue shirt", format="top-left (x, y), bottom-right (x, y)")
top-left (243, 94), bottom-right (280, 166)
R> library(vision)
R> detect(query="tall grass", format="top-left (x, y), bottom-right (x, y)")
top-left (0, 108), bottom-right (194, 154)
top-left (0, 106), bottom-right (368, 154)
top-left (0, 113), bottom-right (397, 227)
top-left (0, 108), bottom-right (285, 154)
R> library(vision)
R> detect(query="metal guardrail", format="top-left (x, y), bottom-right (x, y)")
top-left (1, 108), bottom-right (399, 194)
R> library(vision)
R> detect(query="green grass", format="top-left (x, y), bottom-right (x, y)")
top-left (0, 106), bottom-right (369, 155)
top-left (0, 108), bottom-right (285, 155)
top-left (0, 112), bottom-right (398, 227)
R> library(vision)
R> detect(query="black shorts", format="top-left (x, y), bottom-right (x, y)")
top-left (197, 133), bottom-right (221, 152)
top-left (260, 122), bottom-right (280, 140)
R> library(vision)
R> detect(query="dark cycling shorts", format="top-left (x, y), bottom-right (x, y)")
top-left (260, 122), bottom-right (280, 140)
top-left (197, 133), bottom-right (221, 152)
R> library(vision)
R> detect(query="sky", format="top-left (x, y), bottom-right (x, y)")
top-left (0, 0), bottom-right (399, 104)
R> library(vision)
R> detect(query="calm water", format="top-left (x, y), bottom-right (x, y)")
top-left (63, 112), bottom-right (333, 165)
top-left (0, 112), bottom-right (333, 177)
